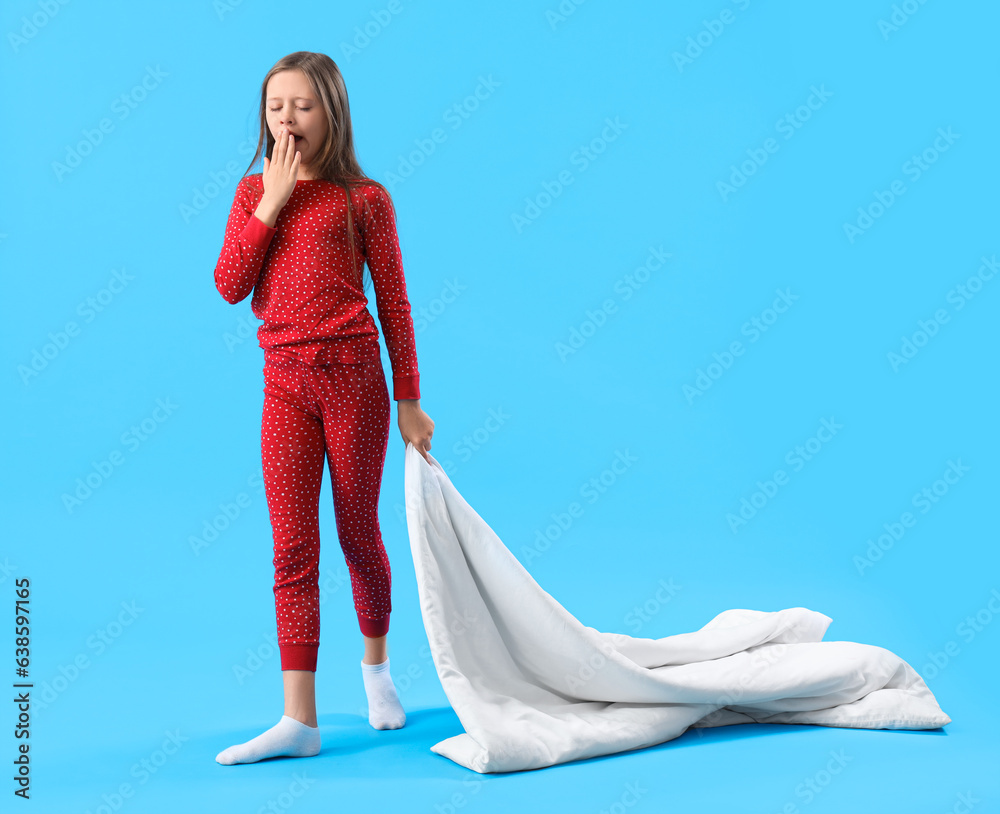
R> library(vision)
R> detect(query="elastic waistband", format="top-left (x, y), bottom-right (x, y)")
top-left (262, 337), bottom-right (382, 367)
top-left (263, 347), bottom-right (383, 372)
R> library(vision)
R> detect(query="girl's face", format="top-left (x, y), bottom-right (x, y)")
top-left (265, 69), bottom-right (328, 176)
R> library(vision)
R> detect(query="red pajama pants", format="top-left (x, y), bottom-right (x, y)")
top-left (260, 347), bottom-right (392, 673)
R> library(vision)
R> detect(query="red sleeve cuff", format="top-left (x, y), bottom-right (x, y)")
top-left (241, 214), bottom-right (277, 250)
top-left (393, 374), bottom-right (420, 401)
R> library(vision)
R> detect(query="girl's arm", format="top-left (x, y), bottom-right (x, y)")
top-left (361, 185), bottom-right (421, 401)
top-left (214, 178), bottom-right (277, 304)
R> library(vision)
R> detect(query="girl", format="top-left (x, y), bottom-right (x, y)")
top-left (212, 51), bottom-right (434, 765)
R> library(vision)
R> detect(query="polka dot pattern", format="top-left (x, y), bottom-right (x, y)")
top-left (262, 347), bottom-right (392, 673)
top-left (214, 173), bottom-right (420, 400)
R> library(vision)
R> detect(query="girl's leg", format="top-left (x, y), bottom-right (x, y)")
top-left (261, 383), bottom-right (327, 677)
top-left (363, 634), bottom-right (387, 665)
top-left (283, 670), bottom-right (318, 727)
top-left (317, 360), bottom-right (393, 641)
top-left (315, 360), bottom-right (405, 729)
top-left (216, 358), bottom-right (325, 765)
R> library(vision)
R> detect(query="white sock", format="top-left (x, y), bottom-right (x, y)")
top-left (215, 715), bottom-right (320, 765)
top-left (361, 657), bottom-right (406, 730)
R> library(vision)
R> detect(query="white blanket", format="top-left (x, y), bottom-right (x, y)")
top-left (402, 443), bottom-right (951, 773)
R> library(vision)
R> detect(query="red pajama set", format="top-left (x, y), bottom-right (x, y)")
top-left (214, 173), bottom-right (420, 672)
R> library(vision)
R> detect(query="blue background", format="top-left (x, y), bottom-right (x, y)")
top-left (4, 0), bottom-right (997, 811)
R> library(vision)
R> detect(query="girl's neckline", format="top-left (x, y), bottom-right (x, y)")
top-left (290, 178), bottom-right (375, 187)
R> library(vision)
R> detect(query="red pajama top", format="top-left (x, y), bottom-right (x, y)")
top-left (214, 173), bottom-right (420, 400)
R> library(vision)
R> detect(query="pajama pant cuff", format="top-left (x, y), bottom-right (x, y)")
top-left (359, 612), bottom-right (390, 638)
top-left (280, 644), bottom-right (318, 672)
